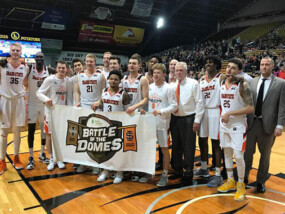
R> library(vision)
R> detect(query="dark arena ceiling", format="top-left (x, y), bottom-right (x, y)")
top-left (0, 0), bottom-right (255, 56)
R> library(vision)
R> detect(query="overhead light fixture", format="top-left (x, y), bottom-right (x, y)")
top-left (157, 17), bottom-right (164, 29)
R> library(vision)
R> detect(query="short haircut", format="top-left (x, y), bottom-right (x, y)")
top-left (86, 54), bottom-right (96, 60)
top-left (130, 53), bottom-right (142, 64)
top-left (204, 55), bottom-right (221, 70)
top-left (150, 55), bottom-right (162, 63)
top-left (152, 63), bottom-right (166, 73)
top-left (108, 70), bottom-right (122, 80)
top-left (262, 56), bottom-right (274, 65)
top-left (229, 58), bottom-right (243, 70)
top-left (175, 62), bottom-right (187, 71)
top-left (104, 51), bottom-right (112, 56)
top-left (56, 61), bottom-right (67, 67)
top-left (35, 52), bottom-right (44, 57)
top-left (109, 55), bottom-right (121, 64)
top-left (10, 42), bottom-right (22, 50)
top-left (72, 58), bottom-right (84, 66)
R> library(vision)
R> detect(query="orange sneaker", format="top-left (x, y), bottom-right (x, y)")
top-left (0, 159), bottom-right (7, 175)
top-left (13, 155), bottom-right (24, 170)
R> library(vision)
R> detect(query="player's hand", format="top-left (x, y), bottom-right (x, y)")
top-left (75, 102), bottom-right (81, 107)
top-left (126, 106), bottom-right (136, 114)
top-left (153, 110), bottom-right (161, 116)
top-left (139, 109), bottom-right (145, 115)
top-left (274, 128), bottom-right (283, 137)
top-left (221, 113), bottom-right (230, 123)
top-left (45, 99), bottom-right (53, 106)
top-left (0, 58), bottom-right (8, 68)
top-left (91, 102), bottom-right (100, 111)
top-left (193, 122), bottom-right (200, 132)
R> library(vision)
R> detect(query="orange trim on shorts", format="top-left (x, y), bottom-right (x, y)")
top-left (44, 116), bottom-right (49, 133)
top-left (242, 133), bottom-right (247, 152)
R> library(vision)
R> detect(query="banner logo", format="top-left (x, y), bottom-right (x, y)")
top-left (11, 31), bottom-right (20, 40)
top-left (66, 114), bottom-right (137, 163)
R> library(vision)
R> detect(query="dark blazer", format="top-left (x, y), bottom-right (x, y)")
top-left (247, 75), bottom-right (285, 134)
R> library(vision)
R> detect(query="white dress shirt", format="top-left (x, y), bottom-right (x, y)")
top-left (171, 77), bottom-right (204, 123)
top-left (256, 74), bottom-right (272, 101)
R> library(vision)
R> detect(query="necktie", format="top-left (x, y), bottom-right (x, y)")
top-left (255, 78), bottom-right (267, 117)
top-left (174, 81), bottom-right (181, 114)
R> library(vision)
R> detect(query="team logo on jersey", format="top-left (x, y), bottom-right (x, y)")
top-left (66, 114), bottom-right (137, 163)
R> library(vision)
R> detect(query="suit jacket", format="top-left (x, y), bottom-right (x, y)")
top-left (247, 75), bottom-right (285, 134)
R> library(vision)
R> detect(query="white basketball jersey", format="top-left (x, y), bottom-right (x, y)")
top-left (220, 80), bottom-right (247, 133)
top-left (0, 63), bottom-right (27, 98)
top-left (102, 88), bottom-right (125, 112)
top-left (78, 71), bottom-right (103, 106)
top-left (122, 74), bottom-right (143, 106)
top-left (28, 65), bottom-right (49, 105)
top-left (200, 73), bottom-right (221, 108)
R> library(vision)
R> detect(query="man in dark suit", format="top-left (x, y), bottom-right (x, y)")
top-left (245, 56), bottom-right (285, 193)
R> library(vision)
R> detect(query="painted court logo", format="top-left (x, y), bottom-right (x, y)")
top-left (66, 114), bottom-right (137, 163)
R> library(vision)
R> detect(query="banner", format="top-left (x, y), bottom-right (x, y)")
top-left (50, 105), bottom-right (156, 174)
top-left (78, 20), bottom-right (114, 44)
top-left (113, 25), bottom-right (145, 45)
top-left (98, 0), bottom-right (125, 7)
top-left (89, 6), bottom-right (114, 21)
top-left (41, 8), bottom-right (68, 30)
top-left (41, 38), bottom-right (63, 54)
top-left (131, 0), bottom-right (153, 17)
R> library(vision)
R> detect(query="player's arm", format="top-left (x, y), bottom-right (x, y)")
top-left (101, 74), bottom-right (106, 92)
top-left (193, 81), bottom-right (204, 131)
top-left (92, 89), bottom-right (104, 111)
top-left (219, 74), bottom-right (227, 85)
top-left (48, 65), bottom-right (56, 75)
top-left (122, 91), bottom-right (131, 111)
top-left (126, 76), bottom-right (149, 113)
top-left (23, 66), bottom-right (31, 89)
top-left (0, 57), bottom-right (8, 81)
top-left (36, 78), bottom-right (53, 106)
top-left (221, 81), bottom-right (254, 123)
top-left (75, 76), bottom-right (81, 107)
top-left (154, 86), bottom-right (178, 116)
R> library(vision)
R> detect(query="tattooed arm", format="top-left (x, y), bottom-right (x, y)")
top-left (221, 81), bottom-right (254, 123)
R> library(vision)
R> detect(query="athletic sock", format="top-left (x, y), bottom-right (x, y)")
top-left (215, 167), bottom-right (221, 176)
top-left (201, 161), bottom-right (207, 170)
top-left (227, 171), bottom-right (234, 180)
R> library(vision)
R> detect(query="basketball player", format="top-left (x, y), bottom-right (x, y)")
top-left (217, 59), bottom-right (254, 201)
top-left (102, 52), bottom-right (112, 79)
top-left (93, 70), bottom-right (130, 184)
top-left (36, 61), bottom-right (71, 171)
top-left (194, 56), bottom-right (225, 187)
top-left (109, 55), bottom-right (121, 72)
top-left (70, 58), bottom-right (84, 105)
top-left (0, 43), bottom-right (27, 175)
top-left (122, 53), bottom-right (149, 181)
top-left (122, 54), bottom-right (148, 114)
top-left (147, 63), bottom-right (177, 187)
top-left (75, 54), bottom-right (106, 174)
top-left (23, 52), bottom-right (50, 170)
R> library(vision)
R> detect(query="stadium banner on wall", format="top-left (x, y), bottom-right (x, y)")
top-left (113, 25), bottom-right (144, 45)
top-left (50, 105), bottom-right (156, 174)
top-left (97, 0), bottom-right (125, 7)
top-left (41, 38), bottom-right (63, 54)
top-left (78, 20), bottom-right (114, 44)
top-left (89, 6), bottom-right (114, 21)
top-left (131, 0), bottom-right (153, 17)
top-left (41, 8), bottom-right (68, 30)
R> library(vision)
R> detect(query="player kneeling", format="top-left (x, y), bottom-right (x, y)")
top-left (92, 70), bottom-right (130, 184)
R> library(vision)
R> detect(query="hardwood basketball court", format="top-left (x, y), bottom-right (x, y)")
top-left (1, 131), bottom-right (285, 214)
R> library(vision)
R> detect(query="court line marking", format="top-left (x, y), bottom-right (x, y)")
top-left (176, 194), bottom-right (285, 214)
top-left (145, 183), bottom-right (206, 214)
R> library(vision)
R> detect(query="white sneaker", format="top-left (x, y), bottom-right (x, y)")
top-left (47, 161), bottom-right (55, 171)
top-left (92, 167), bottom-right (100, 175)
top-left (57, 161), bottom-right (65, 169)
top-left (97, 170), bottom-right (109, 182)
top-left (76, 165), bottom-right (88, 173)
top-left (113, 171), bottom-right (123, 184)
